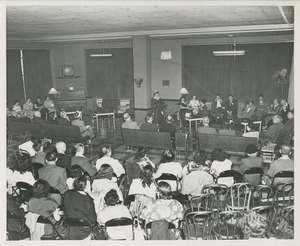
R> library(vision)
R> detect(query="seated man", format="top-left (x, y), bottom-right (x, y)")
top-left (18, 132), bottom-right (37, 157)
top-left (264, 145), bottom-right (294, 185)
top-left (71, 111), bottom-right (94, 139)
top-left (197, 116), bottom-right (218, 135)
top-left (32, 111), bottom-right (46, 125)
top-left (260, 115), bottom-right (284, 143)
top-left (140, 114), bottom-right (157, 132)
top-left (58, 110), bottom-right (71, 126)
top-left (224, 95), bottom-right (238, 119)
top-left (241, 101), bottom-right (256, 120)
top-left (238, 145), bottom-right (263, 174)
top-left (56, 141), bottom-right (71, 170)
top-left (159, 115), bottom-right (177, 140)
top-left (211, 94), bottom-right (225, 122)
top-left (255, 95), bottom-right (268, 123)
top-left (38, 151), bottom-right (68, 204)
top-left (121, 112), bottom-right (140, 130)
top-left (31, 141), bottom-right (46, 165)
top-left (71, 143), bottom-right (97, 177)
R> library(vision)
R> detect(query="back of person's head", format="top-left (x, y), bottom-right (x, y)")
top-left (123, 112), bottom-right (130, 121)
top-left (157, 181), bottom-right (172, 200)
top-left (60, 110), bottom-right (67, 118)
top-left (19, 131), bottom-right (32, 143)
top-left (43, 141), bottom-right (57, 154)
top-left (140, 164), bottom-right (154, 188)
top-left (166, 115), bottom-right (173, 123)
top-left (33, 111), bottom-right (41, 118)
top-left (104, 189), bottom-right (120, 207)
top-left (32, 179), bottom-right (50, 198)
top-left (162, 150), bottom-right (175, 163)
top-left (273, 115), bottom-right (283, 123)
top-left (69, 164), bottom-right (84, 178)
top-left (145, 114), bottom-right (152, 123)
top-left (56, 141), bottom-right (66, 154)
top-left (280, 145), bottom-right (292, 156)
top-left (99, 146), bottom-right (111, 158)
top-left (97, 164), bottom-right (114, 180)
top-left (16, 151), bottom-right (32, 174)
top-left (135, 147), bottom-right (147, 160)
top-left (74, 143), bottom-right (84, 153)
top-left (245, 145), bottom-right (258, 157)
top-left (45, 151), bottom-right (57, 163)
top-left (73, 175), bottom-right (87, 191)
top-left (193, 149), bottom-right (207, 165)
top-left (211, 148), bottom-right (220, 162)
top-left (216, 149), bottom-right (227, 162)
top-left (33, 141), bottom-right (42, 152)
top-left (203, 116), bottom-right (210, 125)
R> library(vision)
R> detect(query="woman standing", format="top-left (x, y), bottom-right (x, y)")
top-left (151, 91), bottom-right (164, 126)
top-left (188, 95), bottom-right (200, 110)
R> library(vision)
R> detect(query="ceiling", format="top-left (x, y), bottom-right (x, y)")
top-left (6, 5), bottom-right (294, 43)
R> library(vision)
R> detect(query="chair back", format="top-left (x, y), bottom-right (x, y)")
top-left (37, 215), bottom-right (64, 240)
top-left (13, 182), bottom-right (33, 204)
top-left (243, 167), bottom-right (264, 186)
top-left (201, 184), bottom-right (228, 211)
top-left (212, 211), bottom-right (243, 240)
top-left (155, 173), bottom-right (179, 192)
top-left (252, 184), bottom-right (274, 207)
top-left (32, 162), bottom-right (44, 180)
top-left (217, 170), bottom-right (243, 186)
top-left (105, 217), bottom-right (133, 240)
top-left (183, 211), bottom-right (213, 240)
top-left (63, 218), bottom-right (91, 227)
top-left (273, 182), bottom-right (294, 207)
top-left (190, 193), bottom-right (215, 212)
top-left (226, 183), bottom-right (252, 212)
top-left (272, 171), bottom-right (294, 186)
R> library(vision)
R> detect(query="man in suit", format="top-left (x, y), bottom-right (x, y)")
top-left (225, 94), bottom-right (238, 119)
top-left (197, 117), bottom-right (218, 135)
top-left (71, 143), bottom-right (97, 177)
top-left (58, 110), bottom-right (71, 126)
top-left (159, 115), bottom-right (177, 144)
top-left (71, 111), bottom-right (94, 138)
top-left (56, 141), bottom-right (71, 170)
top-left (140, 114), bottom-right (157, 132)
top-left (38, 151), bottom-right (68, 204)
top-left (121, 112), bottom-right (140, 130)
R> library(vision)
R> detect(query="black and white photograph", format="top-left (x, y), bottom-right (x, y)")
top-left (3, 0), bottom-right (298, 243)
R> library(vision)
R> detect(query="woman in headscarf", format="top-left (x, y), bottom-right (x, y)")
top-left (91, 164), bottom-right (123, 213)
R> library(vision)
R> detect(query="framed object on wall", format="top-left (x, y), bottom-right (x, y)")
top-left (62, 65), bottom-right (75, 78)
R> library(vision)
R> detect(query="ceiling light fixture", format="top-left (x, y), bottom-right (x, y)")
top-left (213, 35), bottom-right (245, 57)
top-left (89, 41), bottom-right (113, 57)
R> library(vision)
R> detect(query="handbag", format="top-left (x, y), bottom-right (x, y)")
top-left (133, 218), bottom-right (145, 240)
top-left (91, 224), bottom-right (108, 240)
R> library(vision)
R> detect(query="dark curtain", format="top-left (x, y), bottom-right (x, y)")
top-left (22, 50), bottom-right (53, 100)
top-left (86, 48), bottom-right (133, 99)
top-left (182, 43), bottom-right (293, 103)
top-left (7, 49), bottom-right (24, 107)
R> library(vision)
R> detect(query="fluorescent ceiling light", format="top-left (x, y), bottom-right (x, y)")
top-left (89, 53), bottom-right (113, 57)
top-left (213, 50), bottom-right (245, 56)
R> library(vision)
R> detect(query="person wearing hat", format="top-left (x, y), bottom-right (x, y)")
top-left (238, 145), bottom-right (263, 174)
top-left (260, 114), bottom-right (284, 144)
top-left (151, 91), bottom-right (164, 126)
top-left (71, 111), bottom-right (95, 139)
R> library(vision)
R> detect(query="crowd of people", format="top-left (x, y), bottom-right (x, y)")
top-left (6, 91), bottom-right (294, 240)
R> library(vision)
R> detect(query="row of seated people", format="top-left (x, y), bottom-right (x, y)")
top-left (7, 141), bottom-right (294, 240)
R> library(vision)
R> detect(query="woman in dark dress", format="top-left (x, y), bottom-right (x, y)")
top-left (64, 175), bottom-right (97, 240)
top-left (151, 91), bottom-right (164, 126)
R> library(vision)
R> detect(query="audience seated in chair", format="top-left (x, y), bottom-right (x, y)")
top-left (260, 115), bottom-right (284, 144)
top-left (238, 145), bottom-right (263, 174)
top-left (140, 114), bottom-right (157, 132)
top-left (197, 116), bottom-right (217, 135)
top-left (264, 145), bottom-right (294, 186)
top-left (181, 150), bottom-right (214, 197)
top-left (38, 151), bottom-right (68, 204)
top-left (71, 143), bottom-right (97, 177)
top-left (211, 94), bottom-right (225, 122)
top-left (140, 182), bottom-right (183, 232)
top-left (96, 146), bottom-right (125, 178)
top-left (18, 132), bottom-right (38, 157)
top-left (210, 149), bottom-right (233, 186)
top-left (57, 110), bottom-right (71, 126)
top-left (92, 164), bottom-right (123, 213)
top-left (27, 179), bottom-right (66, 240)
top-left (55, 141), bottom-right (71, 170)
top-left (121, 112), bottom-right (140, 130)
top-left (97, 189), bottom-right (132, 240)
top-left (159, 115), bottom-right (177, 140)
top-left (129, 164), bottom-right (157, 199)
top-left (31, 141), bottom-right (46, 166)
top-left (154, 150), bottom-right (182, 192)
top-left (66, 165), bottom-right (91, 195)
top-left (71, 111), bottom-right (94, 139)
top-left (64, 175), bottom-right (97, 240)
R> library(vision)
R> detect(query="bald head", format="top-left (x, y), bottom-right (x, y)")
top-left (203, 116), bottom-right (210, 126)
top-left (280, 145), bottom-right (292, 156)
top-left (123, 113), bottom-right (131, 121)
top-left (56, 141), bottom-right (66, 154)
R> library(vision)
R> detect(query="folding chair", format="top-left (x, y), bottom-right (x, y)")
top-left (36, 216), bottom-right (64, 240)
top-left (32, 162), bottom-right (44, 180)
top-left (63, 218), bottom-right (93, 240)
top-left (155, 173), bottom-right (179, 192)
top-left (242, 167), bottom-right (264, 186)
top-left (11, 182), bottom-right (33, 205)
top-left (105, 217), bottom-right (133, 240)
